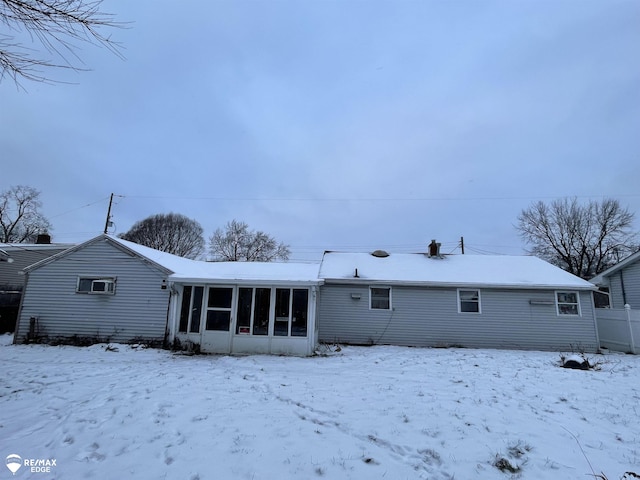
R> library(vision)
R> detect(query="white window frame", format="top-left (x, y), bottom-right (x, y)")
top-left (77, 276), bottom-right (116, 295)
top-left (177, 285), bottom-right (205, 334)
top-left (457, 288), bottom-right (481, 314)
top-left (274, 288), bottom-right (309, 337)
top-left (556, 291), bottom-right (581, 316)
top-left (369, 286), bottom-right (392, 310)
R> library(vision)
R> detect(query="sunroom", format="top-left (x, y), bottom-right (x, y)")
top-left (167, 262), bottom-right (322, 356)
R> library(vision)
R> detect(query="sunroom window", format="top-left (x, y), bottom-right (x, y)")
top-left (236, 287), bottom-right (271, 336)
top-left (275, 288), bottom-right (309, 337)
top-left (205, 287), bottom-right (233, 331)
top-left (178, 285), bottom-right (204, 333)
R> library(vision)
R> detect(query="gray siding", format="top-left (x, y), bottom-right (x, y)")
top-left (15, 239), bottom-right (170, 344)
top-left (618, 261), bottom-right (640, 309)
top-left (609, 273), bottom-right (625, 309)
top-left (0, 247), bottom-right (69, 289)
top-left (318, 284), bottom-right (598, 352)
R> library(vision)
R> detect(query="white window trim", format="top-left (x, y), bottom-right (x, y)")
top-left (555, 291), bottom-right (581, 316)
top-left (369, 286), bottom-right (392, 310)
top-left (457, 288), bottom-right (481, 314)
top-left (77, 276), bottom-right (116, 295)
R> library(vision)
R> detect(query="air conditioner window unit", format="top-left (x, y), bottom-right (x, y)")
top-left (91, 279), bottom-right (115, 293)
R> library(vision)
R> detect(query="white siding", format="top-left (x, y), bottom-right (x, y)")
top-left (318, 284), bottom-right (598, 352)
top-left (15, 239), bottom-right (170, 344)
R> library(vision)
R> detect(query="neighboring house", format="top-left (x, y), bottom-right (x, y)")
top-left (0, 236), bottom-right (73, 332)
top-left (317, 247), bottom-right (600, 352)
top-left (590, 251), bottom-right (640, 354)
top-left (14, 234), bottom-right (322, 356)
top-left (590, 250), bottom-right (640, 309)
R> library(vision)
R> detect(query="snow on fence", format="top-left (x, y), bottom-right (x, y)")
top-left (596, 304), bottom-right (639, 354)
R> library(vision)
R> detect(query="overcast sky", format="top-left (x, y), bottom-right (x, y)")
top-left (2, 0), bottom-right (639, 260)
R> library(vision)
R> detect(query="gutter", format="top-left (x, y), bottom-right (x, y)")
top-left (321, 278), bottom-right (597, 291)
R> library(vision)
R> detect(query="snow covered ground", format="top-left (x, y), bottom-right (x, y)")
top-left (1, 333), bottom-right (639, 480)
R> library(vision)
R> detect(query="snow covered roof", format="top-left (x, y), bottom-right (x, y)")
top-left (590, 250), bottom-right (640, 285)
top-left (168, 262), bottom-right (322, 284)
top-left (108, 236), bottom-right (195, 274)
top-left (319, 251), bottom-right (596, 290)
top-left (110, 236), bottom-right (321, 284)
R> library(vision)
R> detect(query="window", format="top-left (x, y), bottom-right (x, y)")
top-left (370, 287), bottom-right (391, 310)
top-left (274, 288), bottom-right (309, 337)
top-left (178, 286), bottom-right (204, 333)
top-left (458, 289), bottom-right (481, 313)
top-left (206, 287), bottom-right (233, 331)
top-left (77, 277), bottom-right (116, 295)
top-left (235, 287), bottom-right (271, 336)
top-left (274, 288), bottom-right (291, 336)
top-left (556, 291), bottom-right (580, 315)
top-left (253, 288), bottom-right (271, 335)
top-left (236, 287), bottom-right (253, 334)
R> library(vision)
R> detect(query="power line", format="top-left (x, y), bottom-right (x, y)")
top-left (118, 193), bottom-right (640, 203)
top-left (48, 196), bottom-right (110, 220)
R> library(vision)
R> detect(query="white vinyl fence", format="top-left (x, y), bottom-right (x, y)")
top-left (596, 305), bottom-right (639, 354)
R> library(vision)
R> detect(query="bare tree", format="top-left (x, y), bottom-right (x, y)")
top-left (517, 198), bottom-right (639, 279)
top-left (209, 219), bottom-right (290, 262)
top-left (119, 213), bottom-right (205, 260)
top-left (0, 0), bottom-right (122, 85)
top-left (0, 185), bottom-right (52, 243)
top-left (0, 185), bottom-right (50, 243)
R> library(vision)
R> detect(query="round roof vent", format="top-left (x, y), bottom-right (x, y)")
top-left (371, 250), bottom-right (390, 258)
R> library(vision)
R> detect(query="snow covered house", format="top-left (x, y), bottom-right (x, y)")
top-left (14, 235), bottom-right (322, 356)
top-left (317, 246), bottom-right (600, 352)
top-left (0, 236), bottom-right (74, 333)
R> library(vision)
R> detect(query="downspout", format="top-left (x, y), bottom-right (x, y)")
top-left (13, 272), bottom-right (28, 344)
top-left (589, 289), bottom-right (601, 352)
top-left (163, 279), bottom-right (173, 349)
top-left (620, 271), bottom-right (627, 306)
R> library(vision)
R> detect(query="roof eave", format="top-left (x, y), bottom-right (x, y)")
top-left (590, 250), bottom-right (640, 283)
top-left (321, 278), bottom-right (596, 290)
top-left (169, 276), bottom-right (323, 286)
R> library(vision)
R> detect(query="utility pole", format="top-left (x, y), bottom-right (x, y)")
top-left (460, 236), bottom-right (465, 254)
top-left (104, 193), bottom-right (114, 234)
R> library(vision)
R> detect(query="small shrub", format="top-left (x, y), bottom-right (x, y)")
top-left (493, 455), bottom-right (520, 473)
top-left (171, 338), bottom-right (201, 354)
top-left (507, 440), bottom-right (532, 459)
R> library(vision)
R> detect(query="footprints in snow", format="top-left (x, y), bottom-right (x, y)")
top-left (275, 392), bottom-right (449, 476)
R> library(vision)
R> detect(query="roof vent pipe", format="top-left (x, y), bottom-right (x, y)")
top-left (354, 268), bottom-right (359, 278)
top-left (428, 239), bottom-right (441, 258)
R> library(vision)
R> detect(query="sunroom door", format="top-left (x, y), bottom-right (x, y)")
top-left (200, 286), bottom-right (234, 353)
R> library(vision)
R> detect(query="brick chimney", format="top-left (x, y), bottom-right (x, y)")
top-left (428, 239), bottom-right (441, 257)
top-left (36, 233), bottom-right (51, 244)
